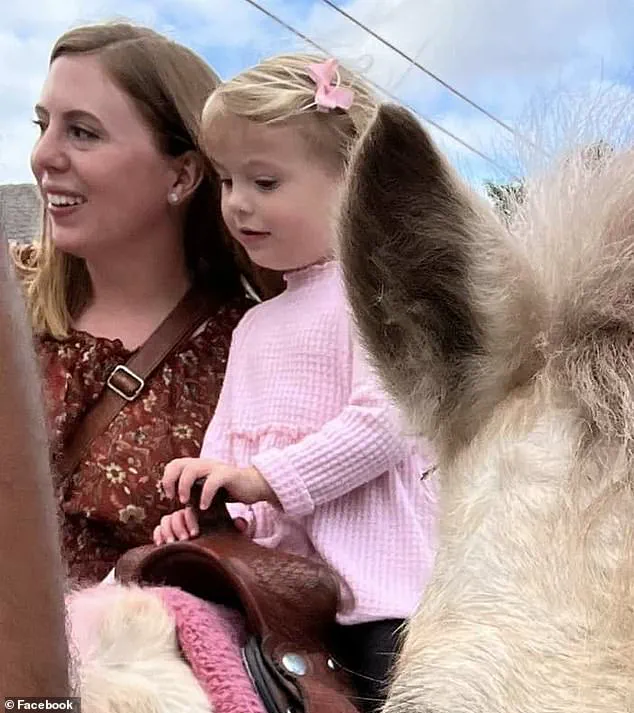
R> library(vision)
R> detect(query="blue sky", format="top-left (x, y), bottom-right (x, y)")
top-left (2, 0), bottom-right (634, 189)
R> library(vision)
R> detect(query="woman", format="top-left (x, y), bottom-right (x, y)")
top-left (13, 21), bottom-right (281, 584)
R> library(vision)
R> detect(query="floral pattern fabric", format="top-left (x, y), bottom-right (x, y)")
top-left (36, 298), bottom-right (250, 584)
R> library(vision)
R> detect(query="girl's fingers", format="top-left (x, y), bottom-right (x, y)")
top-left (177, 463), bottom-right (212, 504)
top-left (184, 506), bottom-right (200, 537)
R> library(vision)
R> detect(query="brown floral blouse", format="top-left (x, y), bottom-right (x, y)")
top-left (36, 297), bottom-right (251, 584)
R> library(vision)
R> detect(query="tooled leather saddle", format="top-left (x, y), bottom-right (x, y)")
top-left (115, 484), bottom-right (361, 713)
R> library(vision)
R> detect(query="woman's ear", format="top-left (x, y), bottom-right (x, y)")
top-left (168, 150), bottom-right (205, 205)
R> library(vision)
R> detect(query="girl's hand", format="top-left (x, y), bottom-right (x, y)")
top-left (161, 457), bottom-right (279, 510)
top-left (153, 510), bottom-right (251, 545)
top-left (153, 506), bottom-right (199, 544)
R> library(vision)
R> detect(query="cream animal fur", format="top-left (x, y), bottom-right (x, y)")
top-left (67, 585), bottom-right (212, 713)
top-left (338, 103), bottom-right (634, 713)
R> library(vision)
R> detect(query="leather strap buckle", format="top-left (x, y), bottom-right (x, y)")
top-left (106, 364), bottom-right (145, 402)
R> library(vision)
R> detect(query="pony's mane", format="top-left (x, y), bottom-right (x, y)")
top-left (485, 84), bottom-right (634, 446)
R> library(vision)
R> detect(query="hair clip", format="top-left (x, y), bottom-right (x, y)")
top-left (307, 58), bottom-right (354, 112)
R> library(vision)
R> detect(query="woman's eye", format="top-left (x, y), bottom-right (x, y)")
top-left (255, 179), bottom-right (278, 191)
top-left (70, 125), bottom-right (97, 141)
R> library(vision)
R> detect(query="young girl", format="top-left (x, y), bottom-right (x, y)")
top-left (155, 53), bottom-right (437, 712)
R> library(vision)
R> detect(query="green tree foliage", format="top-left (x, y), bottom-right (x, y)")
top-left (485, 141), bottom-right (614, 222)
top-left (484, 180), bottom-right (525, 222)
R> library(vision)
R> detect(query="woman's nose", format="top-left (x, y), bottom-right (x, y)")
top-left (31, 127), bottom-right (70, 179)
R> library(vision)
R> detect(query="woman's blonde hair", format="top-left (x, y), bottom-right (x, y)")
top-left (201, 52), bottom-right (378, 172)
top-left (18, 21), bottom-right (282, 339)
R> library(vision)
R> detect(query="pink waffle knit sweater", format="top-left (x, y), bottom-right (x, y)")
top-left (201, 260), bottom-right (437, 624)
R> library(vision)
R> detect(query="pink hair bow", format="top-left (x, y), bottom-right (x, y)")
top-left (307, 58), bottom-right (354, 112)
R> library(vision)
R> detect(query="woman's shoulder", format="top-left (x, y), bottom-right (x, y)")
top-left (186, 290), bottom-right (254, 352)
top-left (8, 241), bottom-right (39, 281)
top-left (8, 240), bottom-right (38, 264)
top-left (212, 291), bottom-right (257, 330)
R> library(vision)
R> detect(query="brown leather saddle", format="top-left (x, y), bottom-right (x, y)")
top-left (115, 485), bottom-right (361, 713)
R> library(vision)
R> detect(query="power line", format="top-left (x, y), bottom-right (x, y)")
top-left (319, 0), bottom-right (537, 151)
top-left (240, 0), bottom-right (515, 177)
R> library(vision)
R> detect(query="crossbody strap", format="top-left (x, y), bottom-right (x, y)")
top-left (58, 287), bottom-right (213, 480)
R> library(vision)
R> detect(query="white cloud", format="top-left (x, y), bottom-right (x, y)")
top-left (0, 1), bottom-right (112, 183)
top-left (305, 0), bottom-right (633, 98)
top-left (298, 0), bottom-right (634, 183)
top-left (0, 0), bottom-right (290, 184)
top-left (1, 0), bottom-right (634, 187)
top-left (154, 0), bottom-right (292, 52)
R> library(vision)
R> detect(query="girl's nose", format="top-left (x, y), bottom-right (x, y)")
top-left (226, 187), bottom-right (253, 216)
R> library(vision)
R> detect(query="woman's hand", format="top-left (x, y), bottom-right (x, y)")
top-left (161, 457), bottom-right (279, 510)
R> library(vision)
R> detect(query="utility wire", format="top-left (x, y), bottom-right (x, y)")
top-left (240, 0), bottom-right (515, 177)
top-left (319, 0), bottom-right (529, 144)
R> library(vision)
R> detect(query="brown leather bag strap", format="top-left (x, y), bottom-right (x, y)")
top-left (58, 287), bottom-right (213, 479)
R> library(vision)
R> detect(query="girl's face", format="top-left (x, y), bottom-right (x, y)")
top-left (30, 54), bottom-right (182, 261)
top-left (207, 115), bottom-right (341, 272)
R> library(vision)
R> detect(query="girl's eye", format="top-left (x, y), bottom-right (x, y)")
top-left (220, 178), bottom-right (233, 189)
top-left (255, 178), bottom-right (278, 191)
top-left (32, 119), bottom-right (46, 135)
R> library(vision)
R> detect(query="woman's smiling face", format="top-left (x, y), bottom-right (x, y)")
top-left (30, 53), bottom-right (179, 260)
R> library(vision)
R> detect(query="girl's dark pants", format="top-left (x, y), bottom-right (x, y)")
top-left (332, 618), bottom-right (405, 712)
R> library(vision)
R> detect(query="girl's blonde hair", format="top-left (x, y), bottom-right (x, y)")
top-left (201, 52), bottom-right (378, 171)
top-left (17, 22), bottom-right (283, 339)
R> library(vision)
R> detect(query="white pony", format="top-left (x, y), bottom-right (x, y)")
top-left (337, 100), bottom-right (634, 712)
